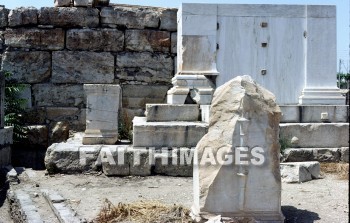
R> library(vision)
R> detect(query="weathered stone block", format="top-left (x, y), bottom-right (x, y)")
top-left (340, 147), bottom-right (349, 163)
top-left (283, 148), bottom-right (314, 162)
top-left (122, 85), bottom-right (170, 116)
top-left (280, 106), bottom-right (300, 123)
top-left (133, 117), bottom-right (208, 147)
top-left (283, 148), bottom-right (341, 162)
top-left (26, 125), bottom-right (48, 147)
top-left (171, 32), bottom-right (177, 54)
top-left (32, 84), bottom-right (84, 107)
top-left (66, 28), bottom-right (124, 51)
top-left (101, 146), bottom-right (131, 176)
top-left (101, 6), bottom-right (160, 29)
top-left (313, 148), bottom-right (341, 162)
top-left (129, 147), bottom-right (152, 176)
top-left (159, 8), bottom-right (177, 31)
top-left (0, 6), bottom-right (9, 28)
top-left (45, 143), bottom-right (102, 173)
top-left (301, 105), bottom-right (349, 123)
top-left (122, 85), bottom-right (170, 99)
top-left (145, 104), bottom-right (200, 122)
top-left (280, 161), bottom-right (320, 183)
top-left (8, 190), bottom-right (44, 223)
top-left (39, 7), bottom-right (99, 28)
top-left (1, 51), bottom-right (51, 83)
top-left (116, 52), bottom-right (173, 83)
top-left (154, 148), bottom-right (193, 177)
top-left (5, 28), bottom-right (64, 50)
top-left (280, 123), bottom-right (349, 148)
top-left (54, 0), bottom-right (71, 7)
top-left (8, 7), bottom-right (38, 27)
top-left (52, 51), bottom-right (114, 84)
top-left (74, 0), bottom-right (93, 7)
top-left (125, 30), bottom-right (170, 52)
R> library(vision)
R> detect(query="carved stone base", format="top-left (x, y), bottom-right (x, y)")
top-left (167, 75), bottom-right (215, 105)
top-left (299, 88), bottom-right (346, 105)
top-left (82, 129), bottom-right (118, 145)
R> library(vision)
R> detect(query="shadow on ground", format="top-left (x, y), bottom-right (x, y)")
top-left (0, 169), bottom-right (9, 207)
top-left (282, 205), bottom-right (321, 223)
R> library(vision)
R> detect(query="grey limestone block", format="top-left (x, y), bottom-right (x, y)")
top-left (5, 28), bottom-right (65, 50)
top-left (8, 7), bottom-right (38, 27)
top-left (116, 52), bottom-right (173, 83)
top-left (66, 28), bottom-right (124, 52)
top-left (2, 51), bottom-right (51, 83)
top-left (39, 7), bottom-right (99, 28)
top-left (101, 5), bottom-right (160, 29)
top-left (125, 29), bottom-right (170, 53)
top-left (52, 51), bottom-right (114, 84)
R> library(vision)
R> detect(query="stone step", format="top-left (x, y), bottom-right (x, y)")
top-left (7, 190), bottom-right (44, 223)
top-left (132, 117), bottom-right (208, 147)
top-left (280, 161), bottom-right (320, 183)
top-left (283, 147), bottom-right (349, 163)
top-left (42, 190), bottom-right (82, 223)
top-left (280, 105), bottom-right (348, 123)
top-left (279, 123), bottom-right (349, 148)
top-left (6, 167), bottom-right (82, 223)
top-left (145, 104), bottom-right (200, 122)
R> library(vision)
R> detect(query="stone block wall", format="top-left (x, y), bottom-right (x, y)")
top-left (0, 4), bottom-right (177, 143)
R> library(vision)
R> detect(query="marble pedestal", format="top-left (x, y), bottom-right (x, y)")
top-left (82, 84), bottom-right (121, 145)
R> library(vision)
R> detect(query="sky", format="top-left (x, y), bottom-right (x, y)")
top-left (1, 0), bottom-right (349, 73)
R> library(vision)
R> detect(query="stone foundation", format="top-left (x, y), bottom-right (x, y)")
top-left (0, 4), bottom-right (178, 143)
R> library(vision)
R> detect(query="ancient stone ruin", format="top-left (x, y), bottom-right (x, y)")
top-left (0, 1), bottom-right (349, 222)
top-left (192, 75), bottom-right (284, 222)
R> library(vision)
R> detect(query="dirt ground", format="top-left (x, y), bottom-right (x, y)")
top-left (0, 170), bottom-right (348, 223)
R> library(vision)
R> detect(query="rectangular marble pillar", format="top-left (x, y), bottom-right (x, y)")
top-left (298, 5), bottom-right (345, 105)
top-left (83, 84), bottom-right (121, 145)
top-left (167, 4), bottom-right (218, 105)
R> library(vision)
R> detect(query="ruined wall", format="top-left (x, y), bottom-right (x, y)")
top-left (0, 5), bottom-right (177, 144)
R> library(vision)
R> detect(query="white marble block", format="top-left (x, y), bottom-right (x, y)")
top-left (174, 3), bottom-right (344, 105)
top-left (192, 76), bottom-right (284, 222)
top-left (83, 84), bottom-right (121, 145)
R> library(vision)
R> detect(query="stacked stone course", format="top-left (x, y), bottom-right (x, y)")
top-left (0, 4), bottom-right (177, 144)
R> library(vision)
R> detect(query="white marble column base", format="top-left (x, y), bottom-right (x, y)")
top-left (299, 88), bottom-right (346, 105)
